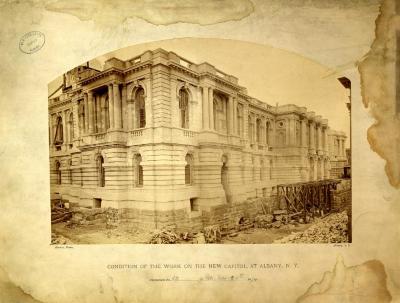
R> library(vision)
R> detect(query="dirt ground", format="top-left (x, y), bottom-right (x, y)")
top-left (52, 222), bottom-right (153, 244)
top-left (220, 224), bottom-right (312, 244)
top-left (51, 221), bottom-right (313, 245)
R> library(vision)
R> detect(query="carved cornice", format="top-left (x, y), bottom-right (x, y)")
top-left (48, 99), bottom-right (72, 110)
top-left (78, 68), bottom-right (125, 85)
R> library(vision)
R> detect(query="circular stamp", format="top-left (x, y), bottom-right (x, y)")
top-left (19, 31), bottom-right (45, 54)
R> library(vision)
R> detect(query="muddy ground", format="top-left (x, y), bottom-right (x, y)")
top-left (51, 211), bottom-right (348, 244)
top-left (51, 221), bottom-right (312, 244)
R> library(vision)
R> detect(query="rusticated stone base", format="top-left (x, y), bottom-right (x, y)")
top-left (117, 197), bottom-right (272, 233)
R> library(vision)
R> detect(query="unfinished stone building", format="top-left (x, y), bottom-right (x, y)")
top-left (48, 49), bottom-right (348, 230)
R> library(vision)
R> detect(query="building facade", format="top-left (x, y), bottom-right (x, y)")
top-left (49, 49), bottom-right (348, 230)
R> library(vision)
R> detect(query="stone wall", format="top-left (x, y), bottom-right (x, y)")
top-left (118, 197), bottom-right (271, 233)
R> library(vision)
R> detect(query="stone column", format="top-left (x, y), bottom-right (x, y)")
top-left (317, 126), bottom-right (322, 151)
top-left (113, 83), bottom-right (122, 129)
top-left (208, 87), bottom-right (214, 130)
top-left (233, 97), bottom-right (238, 135)
top-left (88, 91), bottom-right (94, 134)
top-left (127, 100), bottom-right (134, 130)
top-left (270, 121), bottom-right (275, 147)
top-left (96, 95), bottom-right (101, 133)
top-left (261, 116), bottom-right (266, 145)
top-left (62, 110), bottom-right (68, 144)
top-left (301, 119), bottom-right (307, 147)
top-left (101, 97), bottom-right (106, 132)
top-left (342, 138), bottom-right (346, 157)
top-left (244, 104), bottom-right (249, 144)
top-left (145, 77), bottom-right (153, 128)
top-left (108, 84), bottom-right (114, 129)
top-left (48, 114), bottom-right (54, 146)
top-left (228, 95), bottom-right (234, 135)
top-left (72, 100), bottom-right (79, 139)
top-left (342, 138), bottom-right (346, 156)
top-left (253, 115), bottom-right (257, 144)
top-left (121, 84), bottom-right (127, 130)
top-left (202, 86), bottom-right (209, 130)
top-left (84, 93), bottom-right (89, 134)
top-left (323, 128), bottom-right (329, 153)
top-left (309, 121), bottom-right (315, 149)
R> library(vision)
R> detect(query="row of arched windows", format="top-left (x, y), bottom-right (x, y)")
top-left (54, 153), bottom-right (193, 187)
top-left (54, 154), bottom-right (275, 188)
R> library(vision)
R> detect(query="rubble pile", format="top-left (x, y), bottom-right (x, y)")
top-left (51, 232), bottom-right (71, 244)
top-left (274, 211), bottom-right (348, 243)
top-left (236, 217), bottom-right (254, 231)
top-left (254, 214), bottom-right (274, 228)
top-left (67, 207), bottom-right (118, 227)
top-left (51, 205), bottom-right (72, 224)
top-left (203, 225), bottom-right (221, 243)
top-left (149, 228), bottom-right (180, 244)
top-left (105, 208), bottom-right (119, 228)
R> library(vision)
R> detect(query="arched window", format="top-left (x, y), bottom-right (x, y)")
top-left (135, 88), bottom-right (146, 128)
top-left (221, 155), bottom-right (230, 203)
top-left (237, 104), bottom-right (243, 136)
top-left (296, 121), bottom-right (300, 146)
top-left (97, 155), bottom-right (105, 187)
top-left (55, 161), bottom-right (61, 185)
top-left (135, 154), bottom-right (143, 186)
top-left (185, 154), bottom-right (193, 185)
top-left (248, 115), bottom-right (253, 142)
top-left (69, 112), bottom-right (74, 142)
top-left (213, 99), bottom-right (218, 131)
top-left (266, 121), bottom-right (270, 145)
top-left (54, 116), bottom-right (63, 145)
top-left (179, 89), bottom-right (189, 129)
top-left (256, 118), bottom-right (261, 143)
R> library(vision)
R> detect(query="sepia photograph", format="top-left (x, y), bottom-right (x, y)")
top-left (3, 0), bottom-right (400, 302)
top-left (48, 39), bottom-right (351, 244)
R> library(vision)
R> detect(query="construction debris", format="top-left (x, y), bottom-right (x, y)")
top-left (274, 211), bottom-right (348, 243)
top-left (51, 232), bottom-right (71, 245)
top-left (195, 233), bottom-right (206, 244)
top-left (254, 214), bottom-right (274, 228)
top-left (204, 225), bottom-right (221, 243)
top-left (51, 205), bottom-right (72, 224)
top-left (149, 228), bottom-right (180, 244)
top-left (65, 207), bottom-right (119, 227)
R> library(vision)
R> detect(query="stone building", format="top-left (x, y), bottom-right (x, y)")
top-left (48, 49), bottom-right (348, 230)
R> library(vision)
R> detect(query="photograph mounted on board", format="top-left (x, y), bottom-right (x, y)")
top-left (48, 39), bottom-right (351, 244)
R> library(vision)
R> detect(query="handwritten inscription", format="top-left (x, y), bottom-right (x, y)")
top-left (149, 273), bottom-right (258, 282)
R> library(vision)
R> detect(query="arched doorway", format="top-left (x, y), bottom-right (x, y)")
top-left (221, 155), bottom-right (230, 203)
top-left (55, 161), bottom-right (61, 185)
top-left (97, 155), bottom-right (105, 187)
